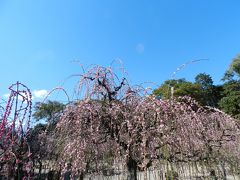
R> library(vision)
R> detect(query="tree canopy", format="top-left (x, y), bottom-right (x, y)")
top-left (219, 80), bottom-right (240, 119)
top-left (223, 54), bottom-right (240, 80)
top-left (33, 100), bottom-right (65, 123)
top-left (153, 73), bottom-right (221, 107)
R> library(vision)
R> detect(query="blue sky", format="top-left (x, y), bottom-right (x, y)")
top-left (1, 0), bottom-right (240, 102)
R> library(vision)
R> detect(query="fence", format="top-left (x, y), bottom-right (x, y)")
top-left (21, 161), bottom-right (239, 179)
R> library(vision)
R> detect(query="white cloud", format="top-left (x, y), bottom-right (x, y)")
top-left (136, 43), bottom-right (145, 54)
top-left (33, 90), bottom-right (48, 99)
top-left (3, 89), bottom-right (48, 101)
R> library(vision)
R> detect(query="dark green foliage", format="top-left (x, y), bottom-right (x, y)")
top-left (195, 73), bottom-right (222, 107)
top-left (33, 100), bottom-right (65, 123)
top-left (153, 73), bottom-right (222, 107)
top-left (153, 79), bottom-right (201, 100)
top-left (195, 73), bottom-right (213, 90)
top-left (219, 55), bottom-right (240, 119)
top-left (223, 55), bottom-right (240, 80)
top-left (219, 80), bottom-right (240, 119)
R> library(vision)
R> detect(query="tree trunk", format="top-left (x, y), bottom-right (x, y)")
top-left (38, 160), bottom-right (42, 179)
top-left (16, 163), bottom-right (23, 180)
top-left (55, 167), bottom-right (62, 180)
top-left (127, 157), bottom-right (137, 180)
top-left (79, 172), bottom-right (84, 180)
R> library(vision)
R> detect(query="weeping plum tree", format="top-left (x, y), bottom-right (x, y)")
top-left (55, 65), bottom-right (240, 180)
top-left (55, 65), bottom-right (145, 179)
top-left (0, 82), bottom-right (32, 179)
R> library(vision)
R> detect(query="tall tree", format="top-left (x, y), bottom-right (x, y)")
top-left (30, 101), bottom-right (65, 178)
top-left (220, 55), bottom-right (240, 118)
top-left (219, 80), bottom-right (240, 119)
top-left (195, 73), bottom-right (213, 89)
top-left (33, 100), bottom-right (65, 122)
top-left (223, 54), bottom-right (240, 80)
top-left (33, 100), bottom-right (65, 131)
top-left (195, 73), bottom-right (221, 107)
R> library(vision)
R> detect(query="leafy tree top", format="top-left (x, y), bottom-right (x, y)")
top-left (153, 73), bottom-right (221, 107)
top-left (223, 55), bottom-right (240, 80)
top-left (195, 73), bottom-right (213, 90)
top-left (33, 100), bottom-right (65, 123)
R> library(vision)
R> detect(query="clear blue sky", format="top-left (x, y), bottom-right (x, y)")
top-left (1, 0), bottom-right (240, 102)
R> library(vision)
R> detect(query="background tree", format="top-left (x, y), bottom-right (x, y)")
top-left (153, 73), bottom-right (222, 107)
top-left (219, 80), bottom-right (240, 119)
top-left (28, 123), bottom-right (47, 178)
top-left (153, 79), bottom-right (201, 100)
top-left (33, 100), bottom-right (65, 122)
top-left (195, 73), bottom-right (214, 88)
top-left (223, 54), bottom-right (240, 80)
top-left (33, 100), bottom-right (65, 131)
top-left (219, 55), bottom-right (240, 119)
top-left (195, 73), bottom-right (222, 107)
top-left (29, 100), bottom-right (65, 178)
